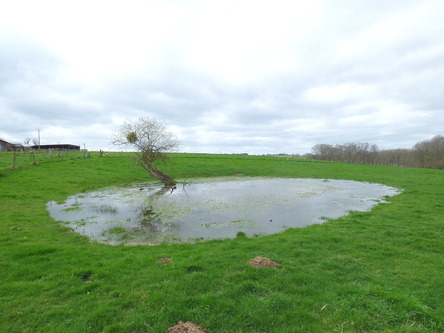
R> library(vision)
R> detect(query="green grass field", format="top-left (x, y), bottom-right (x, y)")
top-left (1, 152), bottom-right (443, 332)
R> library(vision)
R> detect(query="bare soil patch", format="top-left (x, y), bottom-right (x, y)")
top-left (248, 256), bottom-right (279, 268)
top-left (157, 257), bottom-right (173, 263)
top-left (166, 321), bottom-right (209, 332)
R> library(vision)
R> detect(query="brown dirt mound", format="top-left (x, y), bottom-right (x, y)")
top-left (166, 321), bottom-right (209, 332)
top-left (157, 257), bottom-right (173, 263)
top-left (248, 256), bottom-right (279, 268)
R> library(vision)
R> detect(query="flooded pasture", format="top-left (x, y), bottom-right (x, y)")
top-left (47, 178), bottom-right (400, 245)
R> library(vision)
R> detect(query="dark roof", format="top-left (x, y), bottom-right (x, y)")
top-left (31, 144), bottom-right (80, 150)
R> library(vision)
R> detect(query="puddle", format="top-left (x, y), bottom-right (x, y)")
top-left (47, 178), bottom-right (400, 245)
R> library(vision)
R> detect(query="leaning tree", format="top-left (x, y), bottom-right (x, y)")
top-left (113, 117), bottom-right (181, 186)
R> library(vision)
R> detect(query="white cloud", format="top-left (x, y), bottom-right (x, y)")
top-left (182, 0), bottom-right (323, 85)
top-left (302, 83), bottom-right (376, 105)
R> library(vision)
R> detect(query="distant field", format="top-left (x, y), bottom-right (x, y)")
top-left (0, 150), bottom-right (311, 171)
top-left (0, 150), bottom-right (89, 170)
top-left (1, 152), bottom-right (443, 332)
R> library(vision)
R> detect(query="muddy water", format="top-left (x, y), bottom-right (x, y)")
top-left (47, 178), bottom-right (400, 245)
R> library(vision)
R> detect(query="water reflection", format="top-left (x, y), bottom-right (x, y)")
top-left (47, 178), bottom-right (400, 245)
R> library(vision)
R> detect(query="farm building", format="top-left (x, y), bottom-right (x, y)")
top-left (0, 139), bottom-right (11, 151)
top-left (0, 139), bottom-right (24, 151)
top-left (30, 144), bottom-right (80, 151)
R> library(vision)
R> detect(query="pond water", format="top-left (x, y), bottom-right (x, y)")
top-left (47, 178), bottom-right (400, 245)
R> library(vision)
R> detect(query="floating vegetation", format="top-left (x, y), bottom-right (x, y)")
top-left (62, 203), bottom-right (82, 212)
top-left (201, 222), bottom-right (217, 228)
top-left (90, 204), bottom-right (118, 214)
top-left (107, 227), bottom-right (126, 234)
top-left (229, 219), bottom-right (255, 225)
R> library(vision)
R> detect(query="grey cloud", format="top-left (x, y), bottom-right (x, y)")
top-left (1, 1), bottom-right (443, 153)
top-left (1, 38), bottom-right (90, 123)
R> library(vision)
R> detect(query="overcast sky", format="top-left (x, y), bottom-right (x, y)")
top-left (1, 0), bottom-right (443, 154)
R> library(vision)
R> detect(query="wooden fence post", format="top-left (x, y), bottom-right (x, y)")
top-left (30, 151), bottom-right (36, 165)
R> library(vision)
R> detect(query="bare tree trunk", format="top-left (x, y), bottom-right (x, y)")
top-left (148, 167), bottom-right (177, 186)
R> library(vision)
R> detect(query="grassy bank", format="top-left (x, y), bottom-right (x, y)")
top-left (1, 153), bottom-right (443, 332)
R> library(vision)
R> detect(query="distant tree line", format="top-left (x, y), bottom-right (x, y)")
top-left (309, 135), bottom-right (444, 169)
